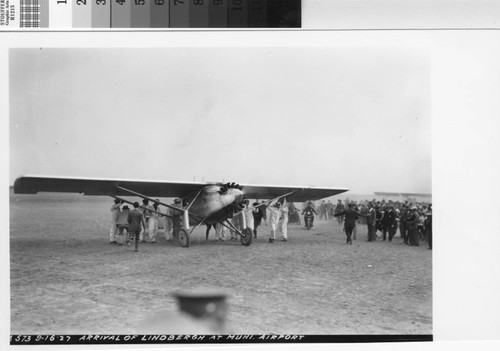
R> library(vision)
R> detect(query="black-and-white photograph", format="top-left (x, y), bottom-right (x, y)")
top-left (9, 42), bottom-right (433, 339)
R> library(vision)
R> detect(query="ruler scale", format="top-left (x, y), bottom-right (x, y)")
top-left (189, 0), bottom-right (209, 28)
top-left (91, 0), bottom-right (110, 28)
top-left (208, 0), bottom-right (227, 28)
top-left (73, 0), bottom-right (91, 28)
top-left (228, 0), bottom-right (247, 28)
top-left (0, 0), bottom-right (301, 29)
top-left (131, 0), bottom-right (150, 28)
top-left (150, 0), bottom-right (169, 28)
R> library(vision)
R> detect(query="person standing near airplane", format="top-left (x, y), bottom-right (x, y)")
top-left (267, 202), bottom-right (281, 243)
top-left (425, 205), bottom-right (432, 250)
top-left (252, 202), bottom-right (267, 238)
top-left (366, 202), bottom-right (377, 241)
top-left (375, 205), bottom-right (384, 238)
top-left (326, 200), bottom-right (334, 220)
top-left (399, 204), bottom-right (409, 244)
top-left (116, 205), bottom-right (130, 245)
top-left (109, 199), bottom-right (122, 244)
top-left (418, 206), bottom-right (426, 241)
top-left (139, 199), bottom-right (153, 243)
top-left (279, 202), bottom-right (289, 242)
top-left (127, 202), bottom-right (146, 252)
top-left (215, 222), bottom-right (227, 241)
top-left (406, 206), bottom-right (420, 247)
top-left (259, 200), bottom-right (268, 223)
top-left (352, 202), bottom-right (360, 240)
top-left (334, 203), bottom-right (360, 245)
top-left (229, 216), bottom-right (240, 241)
top-left (205, 223), bottom-right (215, 240)
top-left (147, 201), bottom-right (162, 244)
top-left (334, 199), bottom-right (345, 227)
top-left (268, 202), bottom-right (282, 243)
top-left (164, 199), bottom-right (178, 241)
top-left (242, 199), bottom-right (255, 237)
top-left (386, 205), bottom-right (399, 241)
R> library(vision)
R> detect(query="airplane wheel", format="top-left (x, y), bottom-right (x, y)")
top-left (177, 228), bottom-right (190, 248)
top-left (240, 228), bottom-right (253, 246)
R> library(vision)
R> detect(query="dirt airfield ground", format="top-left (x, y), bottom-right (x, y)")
top-left (10, 193), bottom-right (432, 335)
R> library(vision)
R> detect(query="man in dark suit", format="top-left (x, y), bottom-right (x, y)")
top-left (334, 203), bottom-right (360, 245)
top-left (128, 202), bottom-right (146, 252)
top-left (425, 206), bottom-right (432, 250)
top-left (386, 205), bottom-right (398, 241)
top-left (375, 205), bottom-right (383, 236)
top-left (334, 199), bottom-right (345, 227)
top-left (252, 202), bottom-right (267, 238)
top-left (406, 206), bottom-right (420, 247)
top-left (366, 202), bottom-right (377, 242)
top-left (399, 205), bottom-right (409, 244)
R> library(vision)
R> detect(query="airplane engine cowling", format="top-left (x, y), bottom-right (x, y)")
top-left (188, 183), bottom-right (245, 221)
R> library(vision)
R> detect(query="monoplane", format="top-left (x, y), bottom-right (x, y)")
top-left (13, 176), bottom-right (348, 247)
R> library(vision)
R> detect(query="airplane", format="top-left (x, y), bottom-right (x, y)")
top-left (13, 175), bottom-right (348, 248)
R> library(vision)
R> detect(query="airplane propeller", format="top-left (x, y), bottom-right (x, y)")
top-left (218, 182), bottom-right (243, 195)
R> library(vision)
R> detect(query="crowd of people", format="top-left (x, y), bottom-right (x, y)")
top-left (245, 198), bottom-right (432, 248)
top-left (206, 200), bottom-right (286, 243)
top-left (108, 197), bottom-right (432, 250)
top-left (331, 198), bottom-right (432, 249)
top-left (109, 198), bottom-right (183, 252)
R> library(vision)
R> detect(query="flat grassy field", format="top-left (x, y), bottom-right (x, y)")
top-left (10, 193), bottom-right (432, 335)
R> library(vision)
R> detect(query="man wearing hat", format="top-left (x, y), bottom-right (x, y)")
top-left (277, 198), bottom-right (289, 242)
top-left (252, 202), bottom-right (267, 238)
top-left (109, 199), bottom-right (122, 244)
top-left (139, 199), bottom-right (154, 243)
top-left (406, 206), bottom-right (420, 247)
top-left (425, 205), bottom-right (432, 250)
top-left (268, 201), bottom-right (282, 243)
top-left (147, 201), bottom-right (162, 244)
top-left (366, 202), bottom-right (377, 242)
top-left (375, 204), bottom-right (384, 237)
top-left (334, 202), bottom-right (360, 245)
top-left (334, 199), bottom-right (345, 227)
top-left (127, 202), bottom-right (147, 252)
top-left (163, 199), bottom-right (179, 241)
top-left (399, 204), bottom-right (409, 245)
top-left (385, 205), bottom-right (399, 242)
top-left (116, 205), bottom-right (130, 245)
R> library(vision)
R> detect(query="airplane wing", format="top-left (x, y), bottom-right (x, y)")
top-left (13, 175), bottom-right (348, 201)
top-left (13, 175), bottom-right (207, 198)
top-left (374, 191), bottom-right (432, 197)
top-left (240, 184), bottom-right (348, 202)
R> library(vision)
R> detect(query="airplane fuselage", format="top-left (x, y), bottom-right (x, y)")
top-left (186, 184), bottom-right (245, 225)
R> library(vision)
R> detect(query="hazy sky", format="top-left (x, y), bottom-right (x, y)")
top-left (10, 47), bottom-right (430, 194)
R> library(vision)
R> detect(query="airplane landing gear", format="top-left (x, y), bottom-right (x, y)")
top-left (240, 228), bottom-right (253, 246)
top-left (177, 228), bottom-right (191, 248)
